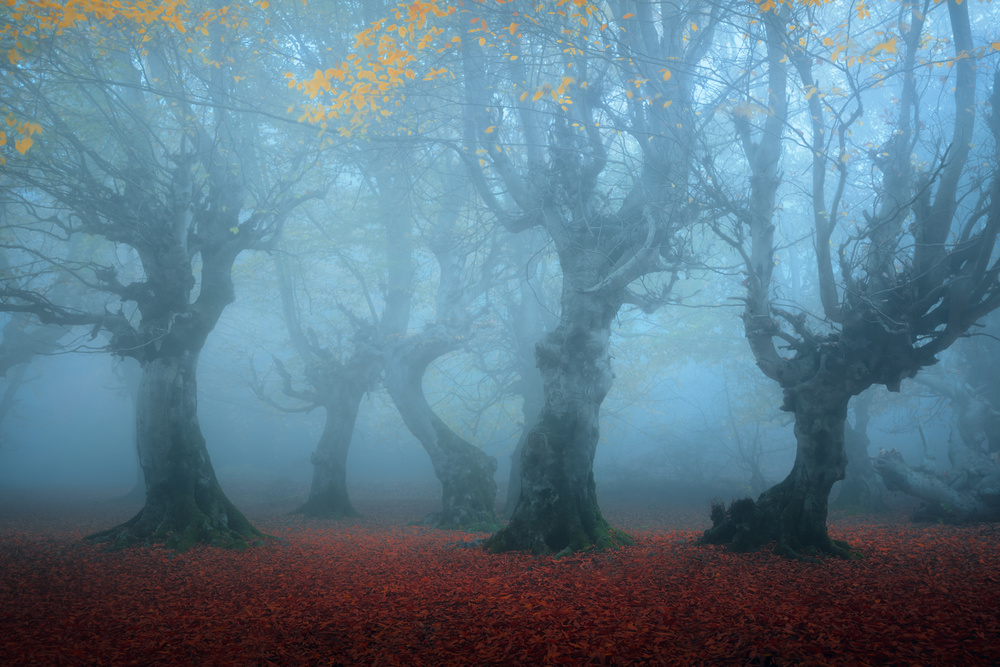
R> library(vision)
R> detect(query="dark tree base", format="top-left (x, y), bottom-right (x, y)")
top-left (483, 489), bottom-right (634, 556)
top-left (485, 519), bottom-right (633, 556)
top-left (698, 494), bottom-right (862, 562)
top-left (87, 494), bottom-right (268, 551)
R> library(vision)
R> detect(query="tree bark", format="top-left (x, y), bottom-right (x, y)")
top-left (701, 372), bottom-right (858, 560)
top-left (89, 351), bottom-right (264, 550)
top-left (384, 329), bottom-right (498, 530)
top-left (486, 293), bottom-right (632, 554)
top-left (503, 237), bottom-right (551, 516)
top-left (292, 376), bottom-right (368, 519)
top-left (874, 372), bottom-right (1000, 522)
top-left (875, 448), bottom-right (1000, 522)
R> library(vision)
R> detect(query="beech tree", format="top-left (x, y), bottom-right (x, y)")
top-left (0, 4), bottom-right (321, 547)
top-left (291, 0), bottom-right (718, 553)
top-left (455, 1), bottom-right (714, 553)
top-left (380, 153), bottom-right (504, 530)
top-left (699, 0), bottom-right (1000, 558)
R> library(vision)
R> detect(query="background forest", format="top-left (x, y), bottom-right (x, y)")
top-left (1, 0), bottom-right (1000, 555)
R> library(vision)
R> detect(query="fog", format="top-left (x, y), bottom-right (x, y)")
top-left (0, 307), bottom-right (951, 510)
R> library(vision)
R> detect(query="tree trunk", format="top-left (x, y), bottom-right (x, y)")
top-left (874, 447), bottom-right (1000, 522)
top-left (504, 339), bottom-right (545, 517)
top-left (88, 351), bottom-right (264, 550)
top-left (293, 383), bottom-right (366, 519)
top-left (700, 385), bottom-right (857, 560)
top-left (384, 330), bottom-right (498, 530)
top-left (486, 295), bottom-right (633, 554)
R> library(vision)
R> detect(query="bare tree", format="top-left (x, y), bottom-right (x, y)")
top-left (700, 0), bottom-right (1000, 558)
top-left (453, 1), bottom-right (716, 554)
top-left (0, 11), bottom-right (321, 547)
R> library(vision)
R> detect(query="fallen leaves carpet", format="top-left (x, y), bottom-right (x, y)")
top-left (1, 484), bottom-right (998, 666)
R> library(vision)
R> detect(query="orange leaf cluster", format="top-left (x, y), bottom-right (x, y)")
top-left (2, 501), bottom-right (999, 665)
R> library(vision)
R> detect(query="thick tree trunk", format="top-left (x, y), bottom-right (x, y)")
top-left (88, 351), bottom-right (264, 550)
top-left (293, 385), bottom-right (365, 519)
top-left (700, 386), bottom-right (857, 560)
top-left (385, 331), bottom-right (498, 530)
top-left (486, 296), bottom-right (632, 554)
top-left (504, 351), bottom-right (545, 517)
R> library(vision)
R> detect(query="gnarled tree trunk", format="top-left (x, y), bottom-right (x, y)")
top-left (874, 448), bottom-right (1000, 521)
top-left (292, 365), bottom-right (373, 519)
top-left (385, 330), bottom-right (498, 530)
top-left (875, 374), bottom-right (1000, 522)
top-left (486, 293), bottom-right (631, 554)
top-left (701, 375), bottom-right (856, 559)
top-left (89, 351), bottom-right (263, 550)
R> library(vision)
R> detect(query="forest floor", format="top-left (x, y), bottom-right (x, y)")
top-left (1, 480), bottom-right (999, 666)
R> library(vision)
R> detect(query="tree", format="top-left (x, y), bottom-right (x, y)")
top-left (700, 0), bottom-right (1000, 559)
top-left (498, 229), bottom-right (558, 516)
top-left (380, 150), bottom-right (503, 530)
top-left (875, 348), bottom-right (1000, 522)
top-left (293, 0), bottom-right (719, 553)
top-left (0, 4), bottom-right (321, 548)
top-left (250, 249), bottom-right (380, 520)
top-left (454, 1), bottom-right (713, 554)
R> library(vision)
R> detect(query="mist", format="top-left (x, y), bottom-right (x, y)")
top-left (3, 0), bottom-right (1000, 664)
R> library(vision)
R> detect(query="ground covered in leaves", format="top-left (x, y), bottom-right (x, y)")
top-left (2, 482), bottom-right (999, 666)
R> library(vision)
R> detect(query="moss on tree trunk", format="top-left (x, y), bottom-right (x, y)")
top-left (485, 311), bottom-right (632, 555)
top-left (424, 424), bottom-right (499, 530)
top-left (88, 352), bottom-right (265, 550)
top-left (699, 387), bottom-right (860, 561)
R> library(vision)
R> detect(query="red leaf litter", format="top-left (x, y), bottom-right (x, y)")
top-left (2, 484), bottom-right (999, 666)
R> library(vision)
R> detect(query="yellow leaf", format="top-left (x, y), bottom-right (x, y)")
top-left (230, 227), bottom-right (239, 235)
top-left (871, 37), bottom-right (897, 56)
top-left (507, 22), bottom-right (518, 35)
top-left (690, 23), bottom-right (698, 32)
top-left (660, 69), bottom-right (671, 81)
top-left (478, 36), bottom-right (486, 47)
top-left (805, 86), bottom-right (817, 100)
top-left (520, 91), bottom-right (528, 101)
top-left (622, 13), bottom-right (635, 19)
top-left (0, 131), bottom-right (6, 147)
top-left (8, 48), bottom-right (21, 65)
top-left (992, 42), bottom-right (1000, 51)
top-left (484, 126), bottom-right (495, 134)
top-left (532, 90), bottom-right (542, 102)
top-left (15, 135), bottom-right (32, 154)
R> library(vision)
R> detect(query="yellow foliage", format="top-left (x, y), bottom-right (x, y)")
top-left (870, 37), bottom-right (897, 56)
top-left (15, 135), bottom-right (33, 154)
